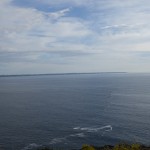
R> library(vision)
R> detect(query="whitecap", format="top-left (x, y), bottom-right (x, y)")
top-left (73, 125), bottom-right (112, 133)
top-left (73, 127), bottom-right (81, 130)
top-left (70, 133), bottom-right (85, 138)
top-left (80, 127), bottom-right (98, 132)
top-left (98, 125), bottom-right (112, 131)
top-left (21, 143), bottom-right (40, 150)
top-left (49, 137), bottom-right (66, 144)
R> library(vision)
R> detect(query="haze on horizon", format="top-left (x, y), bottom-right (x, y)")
top-left (0, 0), bottom-right (150, 75)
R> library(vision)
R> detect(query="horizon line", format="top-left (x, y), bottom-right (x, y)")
top-left (0, 72), bottom-right (128, 77)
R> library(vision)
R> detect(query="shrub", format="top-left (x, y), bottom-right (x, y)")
top-left (113, 144), bottom-right (140, 150)
top-left (82, 144), bottom-right (95, 150)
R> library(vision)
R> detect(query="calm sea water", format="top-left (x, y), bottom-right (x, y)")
top-left (0, 73), bottom-right (150, 150)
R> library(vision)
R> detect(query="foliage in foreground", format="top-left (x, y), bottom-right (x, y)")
top-left (37, 144), bottom-right (150, 150)
top-left (113, 144), bottom-right (140, 150)
top-left (82, 144), bottom-right (148, 150)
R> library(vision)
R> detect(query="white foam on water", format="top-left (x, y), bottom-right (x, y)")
top-left (73, 127), bottom-right (81, 130)
top-left (22, 143), bottom-right (40, 150)
top-left (49, 132), bottom-right (86, 145)
top-left (49, 125), bottom-right (112, 146)
top-left (98, 125), bottom-right (112, 131)
top-left (49, 137), bottom-right (67, 144)
top-left (69, 132), bottom-right (85, 138)
top-left (22, 125), bottom-right (112, 148)
top-left (80, 127), bottom-right (97, 132)
top-left (73, 125), bottom-right (112, 133)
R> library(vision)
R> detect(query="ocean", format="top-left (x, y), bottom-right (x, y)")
top-left (0, 73), bottom-right (150, 150)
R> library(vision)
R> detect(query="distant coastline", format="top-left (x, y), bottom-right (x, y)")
top-left (0, 72), bottom-right (127, 77)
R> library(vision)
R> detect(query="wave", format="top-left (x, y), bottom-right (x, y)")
top-left (23, 125), bottom-right (112, 148)
top-left (23, 126), bottom-right (112, 149)
top-left (73, 125), bottom-right (112, 133)
top-left (49, 137), bottom-right (67, 144)
top-left (22, 143), bottom-right (40, 150)
top-left (70, 132), bottom-right (85, 138)
top-left (49, 132), bottom-right (85, 145)
top-left (73, 127), bottom-right (80, 130)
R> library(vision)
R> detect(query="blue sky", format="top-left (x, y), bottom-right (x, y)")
top-left (0, 0), bottom-right (150, 74)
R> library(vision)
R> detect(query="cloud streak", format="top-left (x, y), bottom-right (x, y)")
top-left (47, 8), bottom-right (71, 19)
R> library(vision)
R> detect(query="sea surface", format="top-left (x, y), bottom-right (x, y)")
top-left (0, 73), bottom-right (150, 150)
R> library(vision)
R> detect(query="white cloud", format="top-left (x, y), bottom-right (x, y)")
top-left (0, 0), bottom-right (91, 53)
top-left (1, 0), bottom-right (150, 74)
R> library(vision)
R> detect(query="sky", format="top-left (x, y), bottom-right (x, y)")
top-left (0, 0), bottom-right (150, 74)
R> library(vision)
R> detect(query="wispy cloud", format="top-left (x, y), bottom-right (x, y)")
top-left (47, 8), bottom-right (70, 19)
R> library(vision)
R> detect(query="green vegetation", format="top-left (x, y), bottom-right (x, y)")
top-left (113, 144), bottom-right (140, 150)
top-left (81, 144), bottom-right (140, 150)
top-left (82, 144), bottom-right (95, 150)
top-left (37, 144), bottom-right (150, 150)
